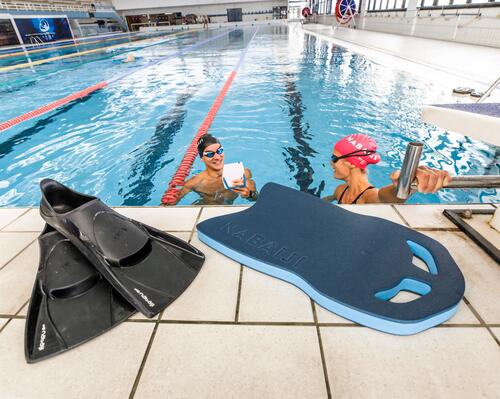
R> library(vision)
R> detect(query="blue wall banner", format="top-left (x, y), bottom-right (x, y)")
top-left (14, 17), bottom-right (73, 44)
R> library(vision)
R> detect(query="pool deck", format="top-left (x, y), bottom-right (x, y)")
top-left (301, 23), bottom-right (500, 98)
top-left (0, 204), bottom-right (499, 398)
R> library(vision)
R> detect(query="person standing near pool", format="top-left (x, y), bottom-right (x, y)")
top-left (171, 134), bottom-right (258, 205)
top-left (324, 133), bottom-right (451, 204)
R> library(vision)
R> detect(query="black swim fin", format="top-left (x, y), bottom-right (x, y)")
top-left (39, 179), bottom-right (205, 318)
top-left (25, 225), bottom-right (136, 363)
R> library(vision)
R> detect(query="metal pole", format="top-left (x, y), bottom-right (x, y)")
top-left (477, 75), bottom-right (500, 104)
top-left (396, 142), bottom-right (423, 199)
top-left (444, 175), bottom-right (500, 189)
top-left (397, 142), bottom-right (500, 199)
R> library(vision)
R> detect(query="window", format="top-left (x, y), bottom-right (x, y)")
top-left (369, 0), bottom-right (406, 10)
top-left (419, 0), bottom-right (500, 8)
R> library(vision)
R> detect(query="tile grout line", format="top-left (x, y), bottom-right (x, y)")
top-left (128, 310), bottom-right (163, 399)
top-left (463, 296), bottom-right (500, 347)
top-left (0, 318), bottom-right (12, 334)
top-left (415, 227), bottom-right (460, 232)
top-left (0, 298), bottom-right (29, 334)
top-left (0, 235), bottom-right (38, 272)
top-left (156, 320), bottom-right (317, 326)
top-left (188, 207), bottom-right (204, 243)
top-left (311, 300), bottom-right (332, 399)
top-left (0, 208), bottom-right (31, 231)
top-left (390, 205), bottom-right (411, 227)
top-left (15, 299), bottom-right (30, 316)
top-left (119, 318), bottom-right (499, 328)
top-left (234, 265), bottom-right (244, 322)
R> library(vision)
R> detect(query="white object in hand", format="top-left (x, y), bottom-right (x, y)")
top-left (223, 162), bottom-right (245, 189)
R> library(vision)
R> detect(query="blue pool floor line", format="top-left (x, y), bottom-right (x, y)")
top-left (198, 231), bottom-right (460, 335)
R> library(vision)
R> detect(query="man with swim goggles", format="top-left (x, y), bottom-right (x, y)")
top-left (172, 134), bottom-right (258, 205)
top-left (325, 134), bottom-right (451, 204)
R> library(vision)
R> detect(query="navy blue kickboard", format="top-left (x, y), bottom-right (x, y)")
top-left (197, 183), bottom-right (465, 335)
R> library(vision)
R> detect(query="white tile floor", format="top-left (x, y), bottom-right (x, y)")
top-left (0, 204), bottom-right (498, 398)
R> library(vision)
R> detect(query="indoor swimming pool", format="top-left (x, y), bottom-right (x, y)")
top-left (0, 24), bottom-right (498, 206)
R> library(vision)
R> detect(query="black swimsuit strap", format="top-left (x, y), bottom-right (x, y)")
top-left (337, 186), bottom-right (349, 204)
top-left (338, 185), bottom-right (375, 205)
top-left (352, 186), bottom-right (375, 204)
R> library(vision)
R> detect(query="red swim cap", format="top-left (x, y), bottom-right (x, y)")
top-left (334, 134), bottom-right (381, 170)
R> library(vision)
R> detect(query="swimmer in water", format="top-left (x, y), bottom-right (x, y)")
top-left (124, 53), bottom-right (136, 63)
top-left (173, 134), bottom-right (258, 205)
top-left (323, 134), bottom-right (451, 204)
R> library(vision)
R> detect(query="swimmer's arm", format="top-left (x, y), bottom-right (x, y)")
top-left (375, 185), bottom-right (404, 204)
top-left (170, 176), bottom-right (200, 205)
top-left (373, 166), bottom-right (452, 203)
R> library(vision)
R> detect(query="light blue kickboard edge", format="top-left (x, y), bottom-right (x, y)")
top-left (198, 231), bottom-right (460, 335)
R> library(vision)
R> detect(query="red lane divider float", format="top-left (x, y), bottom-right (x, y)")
top-left (0, 29), bottom-right (234, 133)
top-left (0, 82), bottom-right (108, 132)
top-left (161, 28), bottom-right (259, 205)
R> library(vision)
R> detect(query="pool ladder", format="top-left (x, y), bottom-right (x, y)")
top-left (396, 142), bottom-right (500, 200)
top-left (476, 75), bottom-right (500, 104)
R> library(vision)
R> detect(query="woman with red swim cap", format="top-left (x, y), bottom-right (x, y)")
top-left (325, 134), bottom-right (451, 204)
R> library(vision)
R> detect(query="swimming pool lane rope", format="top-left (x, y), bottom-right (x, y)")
top-left (0, 28), bottom-right (203, 73)
top-left (0, 29), bottom-right (235, 133)
top-left (0, 30), bottom-right (160, 58)
top-left (161, 27), bottom-right (259, 206)
top-left (0, 30), bottom-right (169, 60)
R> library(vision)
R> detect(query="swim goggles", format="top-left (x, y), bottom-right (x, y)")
top-left (203, 146), bottom-right (224, 158)
top-left (331, 149), bottom-right (375, 163)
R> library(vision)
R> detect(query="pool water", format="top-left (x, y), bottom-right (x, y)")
top-left (0, 25), bottom-right (498, 206)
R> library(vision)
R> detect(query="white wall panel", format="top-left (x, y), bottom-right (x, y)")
top-left (111, 0), bottom-right (283, 11)
top-left (357, 8), bottom-right (500, 48)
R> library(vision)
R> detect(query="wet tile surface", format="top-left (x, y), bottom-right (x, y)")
top-left (321, 327), bottom-right (500, 398)
top-left (0, 232), bottom-right (38, 269)
top-left (0, 320), bottom-right (153, 399)
top-left (2, 209), bottom-right (45, 232)
top-left (0, 208), bottom-right (28, 230)
top-left (395, 204), bottom-right (493, 228)
top-left (238, 267), bottom-right (314, 322)
top-left (161, 236), bottom-right (240, 321)
top-left (115, 207), bottom-right (200, 231)
top-left (134, 324), bottom-right (327, 399)
top-left (426, 231), bottom-right (500, 324)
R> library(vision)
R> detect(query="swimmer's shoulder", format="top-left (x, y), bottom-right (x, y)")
top-left (333, 184), bottom-right (347, 201)
top-left (185, 171), bottom-right (207, 190)
top-left (357, 186), bottom-right (380, 204)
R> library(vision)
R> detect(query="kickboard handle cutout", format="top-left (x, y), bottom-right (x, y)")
top-left (407, 240), bottom-right (438, 275)
top-left (375, 278), bottom-right (431, 303)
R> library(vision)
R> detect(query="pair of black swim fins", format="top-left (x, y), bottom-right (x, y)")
top-left (25, 179), bottom-right (205, 363)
